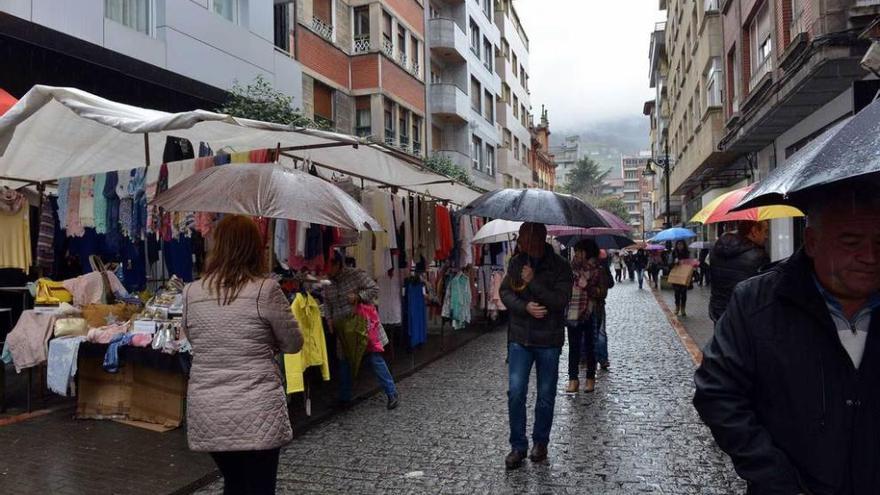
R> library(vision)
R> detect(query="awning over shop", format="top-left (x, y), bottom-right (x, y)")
top-left (0, 86), bottom-right (481, 204)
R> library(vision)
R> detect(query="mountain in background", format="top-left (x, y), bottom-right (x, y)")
top-left (550, 115), bottom-right (650, 179)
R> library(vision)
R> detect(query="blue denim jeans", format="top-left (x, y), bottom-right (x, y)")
top-left (507, 342), bottom-right (562, 453)
top-left (594, 305), bottom-right (608, 364)
top-left (338, 352), bottom-right (398, 402)
top-left (636, 268), bottom-right (645, 289)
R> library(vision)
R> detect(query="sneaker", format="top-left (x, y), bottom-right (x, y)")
top-left (387, 394), bottom-right (400, 410)
top-left (505, 449), bottom-right (528, 470)
top-left (583, 378), bottom-right (596, 393)
top-left (529, 444), bottom-right (548, 463)
top-left (565, 380), bottom-right (579, 394)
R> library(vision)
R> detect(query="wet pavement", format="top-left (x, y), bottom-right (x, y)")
top-left (657, 281), bottom-right (715, 350)
top-left (199, 280), bottom-right (744, 494)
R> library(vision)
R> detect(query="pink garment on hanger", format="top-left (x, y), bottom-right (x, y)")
top-left (66, 176), bottom-right (85, 237)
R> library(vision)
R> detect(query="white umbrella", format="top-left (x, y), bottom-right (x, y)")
top-left (472, 219), bottom-right (523, 244)
top-left (152, 163), bottom-right (381, 231)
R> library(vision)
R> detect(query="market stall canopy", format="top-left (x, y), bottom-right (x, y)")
top-left (735, 97), bottom-right (880, 210)
top-left (152, 164), bottom-right (381, 231)
top-left (460, 188), bottom-right (608, 228)
top-left (0, 86), bottom-right (481, 205)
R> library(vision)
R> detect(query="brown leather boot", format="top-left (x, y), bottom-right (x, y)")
top-left (584, 378), bottom-right (596, 393)
top-left (505, 449), bottom-right (527, 470)
top-left (529, 444), bottom-right (548, 462)
top-left (565, 380), bottom-right (579, 393)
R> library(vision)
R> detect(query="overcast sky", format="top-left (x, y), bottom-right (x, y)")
top-left (514, 0), bottom-right (665, 132)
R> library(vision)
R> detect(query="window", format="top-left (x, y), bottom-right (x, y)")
top-left (411, 35), bottom-right (420, 73)
top-left (501, 39), bottom-right (510, 60)
top-left (705, 57), bottom-right (722, 108)
top-left (398, 28), bottom-right (407, 65)
top-left (412, 116), bottom-right (422, 154)
top-left (483, 38), bottom-right (493, 71)
top-left (483, 89), bottom-right (494, 122)
top-left (512, 53), bottom-right (518, 78)
top-left (472, 135), bottom-right (483, 170)
top-left (105, 0), bottom-right (151, 34)
top-left (486, 145), bottom-right (495, 176)
top-left (727, 45), bottom-right (740, 114)
top-left (399, 109), bottom-right (410, 149)
top-left (512, 95), bottom-right (519, 117)
top-left (520, 104), bottom-right (527, 127)
top-left (355, 96), bottom-right (371, 137)
top-left (274, 2), bottom-right (293, 51)
top-left (211, 0), bottom-right (238, 23)
top-left (470, 19), bottom-right (480, 55)
top-left (382, 11), bottom-right (393, 54)
top-left (501, 83), bottom-right (511, 104)
top-left (430, 66), bottom-right (442, 84)
top-left (749, 1), bottom-right (773, 89)
top-left (313, 81), bottom-right (334, 128)
top-left (353, 6), bottom-right (370, 52)
top-left (513, 137), bottom-right (520, 159)
top-left (694, 87), bottom-right (701, 122)
top-left (522, 143), bottom-right (528, 164)
top-left (384, 98), bottom-right (395, 145)
top-left (503, 129), bottom-right (511, 149)
top-left (519, 66), bottom-right (525, 83)
top-left (482, 0), bottom-right (492, 19)
top-left (470, 77), bottom-right (481, 111)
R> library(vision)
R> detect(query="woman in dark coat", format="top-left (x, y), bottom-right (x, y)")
top-left (671, 240), bottom-right (691, 317)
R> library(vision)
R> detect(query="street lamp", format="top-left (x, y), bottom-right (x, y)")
top-left (643, 141), bottom-right (672, 229)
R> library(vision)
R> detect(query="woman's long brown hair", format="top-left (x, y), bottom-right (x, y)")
top-left (202, 215), bottom-right (267, 305)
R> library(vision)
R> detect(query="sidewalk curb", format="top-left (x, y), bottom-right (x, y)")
top-left (650, 287), bottom-right (703, 366)
top-left (171, 326), bottom-right (492, 495)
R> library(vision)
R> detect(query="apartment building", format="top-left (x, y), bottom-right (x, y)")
top-left (653, 0), bottom-right (738, 227)
top-left (285, 0), bottom-right (427, 155)
top-left (528, 107), bottom-right (555, 190)
top-left (717, 0), bottom-right (879, 259)
top-left (621, 153), bottom-right (651, 236)
top-left (551, 135), bottom-right (582, 190)
top-left (425, 0), bottom-right (499, 190)
top-left (0, 1), bottom-right (303, 111)
top-left (494, 0), bottom-right (532, 189)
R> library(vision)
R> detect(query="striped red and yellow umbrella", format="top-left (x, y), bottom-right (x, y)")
top-left (691, 185), bottom-right (804, 224)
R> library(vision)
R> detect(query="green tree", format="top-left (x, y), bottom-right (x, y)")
top-left (562, 157), bottom-right (609, 197)
top-left (216, 75), bottom-right (326, 129)
top-left (423, 154), bottom-right (474, 187)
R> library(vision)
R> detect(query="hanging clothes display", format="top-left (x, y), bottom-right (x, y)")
top-left (283, 292), bottom-right (330, 394)
top-left (442, 272), bottom-right (472, 330)
top-left (66, 176), bottom-right (84, 237)
top-left (404, 277), bottom-right (428, 347)
top-left (36, 197), bottom-right (55, 275)
top-left (78, 175), bottom-right (96, 230)
top-left (377, 265), bottom-right (402, 325)
top-left (93, 173), bottom-right (108, 234)
top-left (0, 187), bottom-right (32, 272)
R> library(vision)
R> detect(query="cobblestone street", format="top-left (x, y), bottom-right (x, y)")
top-left (200, 280), bottom-right (743, 494)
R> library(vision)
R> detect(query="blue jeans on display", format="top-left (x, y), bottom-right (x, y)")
top-left (636, 269), bottom-right (645, 289)
top-left (508, 342), bottom-right (562, 453)
top-left (338, 352), bottom-right (398, 402)
top-left (594, 306), bottom-right (608, 365)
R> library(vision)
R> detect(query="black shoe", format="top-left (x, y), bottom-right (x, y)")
top-left (505, 449), bottom-right (528, 470)
top-left (387, 394), bottom-right (400, 410)
top-left (529, 444), bottom-right (548, 463)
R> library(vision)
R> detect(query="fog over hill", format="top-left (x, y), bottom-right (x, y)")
top-left (550, 115), bottom-right (651, 179)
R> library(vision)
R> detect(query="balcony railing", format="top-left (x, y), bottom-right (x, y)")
top-left (382, 38), bottom-right (394, 57)
top-left (354, 35), bottom-right (370, 54)
top-left (412, 141), bottom-right (422, 155)
top-left (384, 133), bottom-right (395, 146)
top-left (410, 61), bottom-right (421, 76)
top-left (311, 17), bottom-right (334, 40)
top-left (398, 52), bottom-right (408, 67)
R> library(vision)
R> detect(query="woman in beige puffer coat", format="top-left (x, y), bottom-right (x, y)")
top-left (184, 215), bottom-right (302, 494)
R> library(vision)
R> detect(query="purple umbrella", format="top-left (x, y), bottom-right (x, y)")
top-left (546, 209), bottom-right (632, 237)
top-left (645, 244), bottom-right (666, 251)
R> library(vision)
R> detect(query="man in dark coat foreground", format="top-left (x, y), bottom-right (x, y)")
top-left (694, 184), bottom-right (880, 494)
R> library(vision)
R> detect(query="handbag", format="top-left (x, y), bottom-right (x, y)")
top-left (54, 317), bottom-right (88, 337)
top-left (35, 278), bottom-right (74, 305)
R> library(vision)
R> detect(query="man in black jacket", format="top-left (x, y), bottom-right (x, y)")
top-left (709, 220), bottom-right (770, 321)
top-left (694, 185), bottom-right (880, 494)
top-left (500, 222), bottom-right (573, 470)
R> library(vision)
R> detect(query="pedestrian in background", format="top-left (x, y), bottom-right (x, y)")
top-left (671, 240), bottom-right (691, 317)
top-left (708, 220), bottom-right (770, 322)
top-left (565, 239), bottom-right (605, 394)
top-left (325, 252), bottom-right (399, 410)
top-left (614, 252), bottom-right (624, 282)
top-left (648, 251), bottom-right (662, 289)
top-left (694, 183), bottom-right (880, 494)
top-left (500, 222), bottom-right (573, 470)
top-left (594, 251), bottom-right (614, 371)
top-left (698, 247), bottom-right (711, 287)
top-left (625, 252), bottom-right (636, 281)
top-left (634, 248), bottom-right (648, 290)
top-left (184, 215), bottom-right (304, 495)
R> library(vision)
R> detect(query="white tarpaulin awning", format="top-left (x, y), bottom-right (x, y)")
top-left (0, 85), bottom-right (482, 204)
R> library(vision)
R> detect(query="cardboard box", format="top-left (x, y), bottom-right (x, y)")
top-left (668, 265), bottom-right (695, 286)
top-left (76, 356), bottom-right (186, 430)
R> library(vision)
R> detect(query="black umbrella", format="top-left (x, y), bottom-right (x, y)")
top-left (460, 188), bottom-right (609, 228)
top-left (736, 98), bottom-right (880, 210)
top-left (557, 234), bottom-right (635, 250)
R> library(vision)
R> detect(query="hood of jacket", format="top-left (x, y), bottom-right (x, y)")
top-left (713, 232), bottom-right (763, 260)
